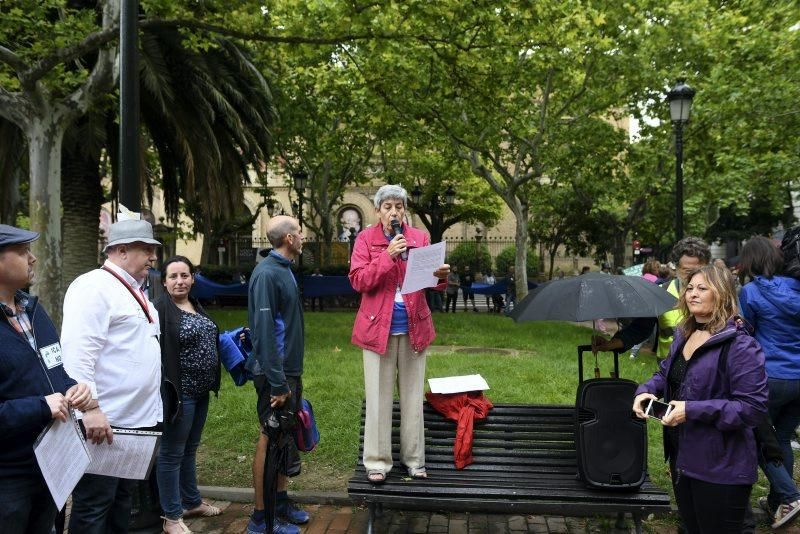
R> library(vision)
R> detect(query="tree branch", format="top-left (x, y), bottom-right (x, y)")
top-left (65, 0), bottom-right (119, 118)
top-left (0, 88), bottom-right (30, 129)
top-left (0, 45), bottom-right (27, 72)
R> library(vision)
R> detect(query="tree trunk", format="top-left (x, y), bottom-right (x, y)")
top-left (1, 168), bottom-right (22, 225)
top-left (513, 203), bottom-right (529, 300)
top-left (26, 115), bottom-right (66, 325)
top-left (548, 247), bottom-right (558, 280)
top-left (612, 233), bottom-right (626, 268)
top-left (61, 147), bottom-right (103, 288)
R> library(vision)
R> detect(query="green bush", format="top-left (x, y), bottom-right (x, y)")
top-left (495, 245), bottom-right (539, 277)
top-left (446, 242), bottom-right (493, 274)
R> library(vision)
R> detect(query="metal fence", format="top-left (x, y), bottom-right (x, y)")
top-left (230, 235), bottom-right (519, 270)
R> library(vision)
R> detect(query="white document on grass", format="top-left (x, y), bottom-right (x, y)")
top-left (428, 374), bottom-right (490, 394)
top-left (85, 429), bottom-right (160, 480)
top-left (400, 241), bottom-right (446, 294)
top-left (34, 413), bottom-right (91, 510)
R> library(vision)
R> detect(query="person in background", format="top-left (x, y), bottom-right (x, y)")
top-left (155, 256), bottom-right (222, 534)
top-left (628, 260), bottom-right (660, 359)
top-left (461, 265), bottom-right (478, 312)
top-left (310, 268), bottom-right (324, 312)
top-left (633, 264), bottom-right (767, 533)
top-left (0, 225), bottom-right (92, 534)
top-left (738, 236), bottom-right (800, 528)
top-left (245, 216), bottom-right (309, 534)
top-left (349, 184), bottom-right (449, 484)
top-left (593, 237), bottom-right (711, 359)
top-left (656, 264), bottom-right (673, 286)
top-left (62, 219), bottom-right (163, 534)
top-left (641, 259), bottom-right (660, 283)
top-left (445, 266), bottom-right (460, 313)
top-left (483, 270), bottom-right (497, 312)
top-left (505, 266), bottom-right (516, 313)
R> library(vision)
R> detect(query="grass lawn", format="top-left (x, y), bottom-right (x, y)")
top-left (198, 309), bottom-right (678, 495)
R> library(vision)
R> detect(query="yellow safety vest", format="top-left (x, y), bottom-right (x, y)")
top-left (657, 279), bottom-right (684, 358)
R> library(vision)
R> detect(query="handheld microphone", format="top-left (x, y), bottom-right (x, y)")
top-left (390, 219), bottom-right (408, 260)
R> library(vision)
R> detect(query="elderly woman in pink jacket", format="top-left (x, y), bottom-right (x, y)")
top-left (349, 184), bottom-right (450, 484)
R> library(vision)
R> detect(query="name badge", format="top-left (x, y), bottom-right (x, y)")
top-left (39, 343), bottom-right (63, 369)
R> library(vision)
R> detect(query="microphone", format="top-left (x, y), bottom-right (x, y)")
top-left (390, 219), bottom-right (408, 260)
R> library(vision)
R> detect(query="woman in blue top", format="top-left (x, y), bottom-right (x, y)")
top-left (738, 236), bottom-right (800, 526)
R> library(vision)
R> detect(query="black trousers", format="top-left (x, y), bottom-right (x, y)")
top-left (672, 471), bottom-right (751, 533)
top-left (445, 293), bottom-right (458, 312)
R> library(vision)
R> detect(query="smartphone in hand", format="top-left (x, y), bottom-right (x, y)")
top-left (643, 398), bottom-right (674, 420)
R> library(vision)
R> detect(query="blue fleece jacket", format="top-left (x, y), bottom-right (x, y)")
top-left (0, 291), bottom-right (77, 478)
top-left (739, 276), bottom-right (800, 379)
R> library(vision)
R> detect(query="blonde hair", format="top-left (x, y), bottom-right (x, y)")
top-left (678, 265), bottom-right (738, 336)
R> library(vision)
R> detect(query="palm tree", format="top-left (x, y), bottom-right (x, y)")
top-left (58, 27), bottom-right (275, 282)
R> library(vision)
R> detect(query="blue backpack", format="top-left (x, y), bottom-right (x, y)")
top-left (218, 327), bottom-right (253, 386)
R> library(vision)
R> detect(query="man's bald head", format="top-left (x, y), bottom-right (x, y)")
top-left (266, 215), bottom-right (300, 249)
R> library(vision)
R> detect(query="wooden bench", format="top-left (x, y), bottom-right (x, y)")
top-left (348, 401), bottom-right (671, 533)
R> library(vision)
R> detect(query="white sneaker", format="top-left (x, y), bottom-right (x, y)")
top-left (791, 440), bottom-right (800, 451)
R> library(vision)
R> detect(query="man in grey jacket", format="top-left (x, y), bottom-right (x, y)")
top-left (246, 215), bottom-right (308, 534)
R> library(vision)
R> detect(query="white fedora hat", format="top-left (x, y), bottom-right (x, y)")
top-left (105, 219), bottom-right (162, 249)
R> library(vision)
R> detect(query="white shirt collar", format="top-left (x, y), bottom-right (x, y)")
top-left (103, 259), bottom-right (143, 289)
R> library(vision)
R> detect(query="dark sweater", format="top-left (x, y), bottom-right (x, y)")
top-left (155, 295), bottom-right (221, 424)
top-left (246, 251), bottom-right (304, 396)
top-left (0, 292), bottom-right (77, 477)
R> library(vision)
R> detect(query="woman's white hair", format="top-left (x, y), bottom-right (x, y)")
top-left (373, 184), bottom-right (408, 209)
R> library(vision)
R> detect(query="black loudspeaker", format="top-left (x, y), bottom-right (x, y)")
top-left (575, 346), bottom-right (647, 490)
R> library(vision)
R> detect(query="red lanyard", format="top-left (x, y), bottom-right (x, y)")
top-left (101, 266), bottom-right (154, 323)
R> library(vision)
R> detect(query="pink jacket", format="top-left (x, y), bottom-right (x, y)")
top-left (349, 223), bottom-right (445, 355)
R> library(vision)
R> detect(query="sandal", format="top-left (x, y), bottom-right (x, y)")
top-left (408, 466), bottom-right (427, 479)
top-left (182, 501), bottom-right (222, 518)
top-left (367, 470), bottom-right (386, 484)
top-left (161, 516), bottom-right (192, 534)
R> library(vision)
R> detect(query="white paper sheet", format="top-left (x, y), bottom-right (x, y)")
top-left (400, 241), bottom-right (447, 294)
top-left (85, 429), bottom-right (160, 480)
top-left (428, 374), bottom-right (490, 394)
top-left (34, 414), bottom-right (91, 510)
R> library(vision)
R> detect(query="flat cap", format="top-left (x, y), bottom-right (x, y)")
top-left (0, 224), bottom-right (39, 249)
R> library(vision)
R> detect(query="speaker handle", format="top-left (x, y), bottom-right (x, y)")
top-left (577, 345), bottom-right (621, 383)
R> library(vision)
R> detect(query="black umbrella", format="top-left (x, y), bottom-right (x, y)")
top-left (263, 408), bottom-right (295, 533)
top-left (510, 272), bottom-right (677, 323)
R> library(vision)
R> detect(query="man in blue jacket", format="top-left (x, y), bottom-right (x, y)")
top-left (0, 225), bottom-right (92, 533)
top-left (246, 215), bottom-right (308, 534)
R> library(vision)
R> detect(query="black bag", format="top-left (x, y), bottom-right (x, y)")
top-left (575, 345), bottom-right (647, 490)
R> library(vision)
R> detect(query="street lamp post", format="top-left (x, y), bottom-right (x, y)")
top-left (475, 226), bottom-right (483, 274)
top-left (410, 184), bottom-right (456, 242)
top-left (667, 79), bottom-right (695, 241)
top-left (349, 227), bottom-right (357, 257)
top-left (293, 171), bottom-right (308, 300)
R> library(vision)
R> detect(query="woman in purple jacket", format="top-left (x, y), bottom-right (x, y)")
top-left (633, 265), bottom-right (768, 533)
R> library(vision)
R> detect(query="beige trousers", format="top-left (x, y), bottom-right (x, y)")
top-left (362, 334), bottom-right (427, 474)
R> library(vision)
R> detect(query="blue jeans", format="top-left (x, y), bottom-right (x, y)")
top-left (0, 475), bottom-right (57, 534)
top-left (765, 459), bottom-right (800, 509)
top-left (68, 473), bottom-right (134, 534)
top-left (767, 378), bottom-right (800, 476)
top-left (156, 394), bottom-right (210, 519)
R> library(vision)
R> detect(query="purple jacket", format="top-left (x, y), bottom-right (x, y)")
top-left (635, 319), bottom-right (768, 485)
